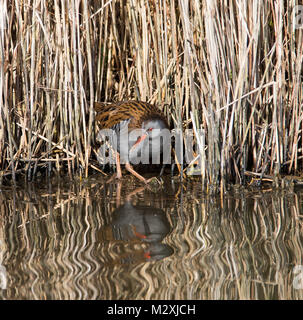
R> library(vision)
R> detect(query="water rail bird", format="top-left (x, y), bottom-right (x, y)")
top-left (94, 100), bottom-right (169, 183)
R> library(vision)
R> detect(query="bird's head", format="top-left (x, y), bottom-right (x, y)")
top-left (142, 119), bottom-right (168, 139)
top-left (129, 119), bottom-right (169, 154)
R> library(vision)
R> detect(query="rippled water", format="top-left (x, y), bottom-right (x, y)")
top-left (0, 174), bottom-right (303, 300)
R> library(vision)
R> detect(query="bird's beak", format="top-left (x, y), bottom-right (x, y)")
top-left (129, 133), bottom-right (148, 153)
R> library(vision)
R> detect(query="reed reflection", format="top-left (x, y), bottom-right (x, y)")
top-left (0, 178), bottom-right (303, 300)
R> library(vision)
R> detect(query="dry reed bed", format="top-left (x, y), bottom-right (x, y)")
top-left (0, 0), bottom-right (302, 189)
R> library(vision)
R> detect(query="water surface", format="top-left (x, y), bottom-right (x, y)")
top-left (0, 175), bottom-right (303, 299)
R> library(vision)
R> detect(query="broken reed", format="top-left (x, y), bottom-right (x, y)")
top-left (0, 0), bottom-right (302, 189)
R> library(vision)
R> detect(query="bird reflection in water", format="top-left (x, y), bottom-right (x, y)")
top-left (97, 183), bottom-right (173, 263)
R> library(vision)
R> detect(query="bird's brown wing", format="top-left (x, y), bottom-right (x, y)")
top-left (94, 102), bottom-right (131, 129)
top-left (94, 101), bottom-right (160, 130)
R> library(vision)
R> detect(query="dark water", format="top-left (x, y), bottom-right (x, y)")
top-left (0, 174), bottom-right (303, 300)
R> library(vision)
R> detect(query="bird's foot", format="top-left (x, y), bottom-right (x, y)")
top-left (107, 173), bottom-right (123, 183)
top-left (146, 176), bottom-right (163, 187)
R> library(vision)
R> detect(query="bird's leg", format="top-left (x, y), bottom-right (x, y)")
top-left (107, 152), bottom-right (122, 183)
top-left (125, 162), bottom-right (149, 184)
top-left (125, 185), bottom-right (148, 202)
top-left (116, 152), bottom-right (122, 179)
top-left (116, 181), bottom-right (122, 206)
top-left (125, 163), bottom-right (162, 185)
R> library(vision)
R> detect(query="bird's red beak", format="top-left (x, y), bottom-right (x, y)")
top-left (129, 133), bottom-right (148, 153)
